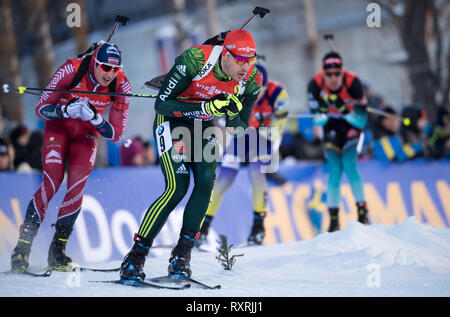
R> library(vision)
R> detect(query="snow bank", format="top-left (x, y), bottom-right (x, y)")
top-left (1, 217), bottom-right (449, 297)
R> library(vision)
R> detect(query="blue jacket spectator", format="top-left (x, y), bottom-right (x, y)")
top-left (372, 106), bottom-right (423, 162)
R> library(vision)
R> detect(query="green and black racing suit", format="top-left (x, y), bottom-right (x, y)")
top-left (136, 46), bottom-right (261, 241)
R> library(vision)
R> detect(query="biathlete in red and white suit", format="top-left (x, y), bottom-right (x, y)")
top-left (11, 42), bottom-right (131, 272)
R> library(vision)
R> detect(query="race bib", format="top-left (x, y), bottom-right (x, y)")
top-left (156, 121), bottom-right (173, 157)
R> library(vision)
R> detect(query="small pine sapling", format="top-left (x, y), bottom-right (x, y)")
top-left (216, 234), bottom-right (244, 270)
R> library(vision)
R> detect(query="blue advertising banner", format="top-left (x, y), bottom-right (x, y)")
top-left (1, 159), bottom-right (449, 264)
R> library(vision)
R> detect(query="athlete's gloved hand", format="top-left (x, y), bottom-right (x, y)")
top-left (58, 98), bottom-right (83, 119)
top-left (225, 95), bottom-right (243, 117)
top-left (201, 94), bottom-right (229, 117)
top-left (344, 107), bottom-right (367, 129)
top-left (313, 113), bottom-right (329, 126)
top-left (79, 102), bottom-right (104, 125)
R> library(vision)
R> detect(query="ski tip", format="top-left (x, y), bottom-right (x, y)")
top-left (199, 283), bottom-right (221, 290)
top-left (178, 283), bottom-right (191, 289)
top-left (2, 269), bottom-right (52, 277)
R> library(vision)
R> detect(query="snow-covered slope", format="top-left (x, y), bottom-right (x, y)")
top-left (1, 217), bottom-right (449, 297)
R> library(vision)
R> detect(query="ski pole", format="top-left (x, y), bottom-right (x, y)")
top-left (2, 84), bottom-right (41, 97)
top-left (145, 7), bottom-right (271, 90)
top-left (324, 33), bottom-right (337, 52)
top-left (289, 106), bottom-right (412, 126)
top-left (366, 106), bottom-right (411, 126)
top-left (2, 84), bottom-right (134, 146)
top-left (2, 84), bottom-right (158, 99)
top-left (77, 15), bottom-right (130, 58)
top-left (107, 15), bottom-right (130, 42)
top-left (240, 6), bottom-right (271, 29)
top-left (2, 83), bottom-right (207, 102)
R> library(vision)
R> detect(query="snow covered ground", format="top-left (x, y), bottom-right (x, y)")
top-left (1, 217), bottom-right (449, 298)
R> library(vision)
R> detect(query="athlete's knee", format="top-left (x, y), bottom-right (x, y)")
top-left (41, 170), bottom-right (64, 199)
top-left (248, 163), bottom-right (266, 184)
top-left (328, 164), bottom-right (343, 187)
top-left (341, 154), bottom-right (359, 175)
top-left (161, 179), bottom-right (189, 206)
top-left (58, 172), bottom-right (90, 220)
top-left (195, 169), bottom-right (216, 194)
top-left (31, 171), bottom-right (63, 221)
top-left (172, 186), bottom-right (189, 204)
top-left (328, 161), bottom-right (343, 179)
top-left (215, 167), bottom-right (237, 191)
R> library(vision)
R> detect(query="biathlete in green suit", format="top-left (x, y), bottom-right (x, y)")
top-left (120, 29), bottom-right (262, 284)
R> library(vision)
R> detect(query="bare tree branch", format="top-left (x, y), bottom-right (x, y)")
top-left (443, 48), bottom-right (450, 107)
top-left (0, 0), bottom-right (24, 122)
top-left (430, 1), bottom-right (442, 91)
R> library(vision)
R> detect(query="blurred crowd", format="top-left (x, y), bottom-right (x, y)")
top-left (0, 124), bottom-right (43, 172)
top-left (101, 136), bottom-right (159, 168)
top-left (1, 85), bottom-right (449, 173)
top-left (0, 123), bottom-right (159, 173)
top-left (280, 83), bottom-right (450, 163)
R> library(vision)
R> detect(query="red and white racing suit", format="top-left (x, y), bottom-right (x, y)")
top-left (28, 57), bottom-right (131, 227)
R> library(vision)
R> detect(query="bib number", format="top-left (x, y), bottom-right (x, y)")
top-left (156, 121), bottom-right (172, 157)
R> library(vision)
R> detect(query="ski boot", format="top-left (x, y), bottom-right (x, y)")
top-left (10, 224), bottom-right (38, 272)
top-left (327, 207), bottom-right (340, 232)
top-left (120, 234), bottom-right (151, 285)
top-left (196, 215), bottom-right (213, 246)
top-left (357, 202), bottom-right (369, 225)
top-left (47, 223), bottom-right (74, 271)
top-left (247, 212), bottom-right (266, 245)
top-left (168, 230), bottom-right (197, 279)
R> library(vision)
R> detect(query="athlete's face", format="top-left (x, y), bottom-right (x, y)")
top-left (221, 51), bottom-right (255, 82)
top-left (323, 67), bottom-right (343, 91)
top-left (94, 62), bottom-right (121, 87)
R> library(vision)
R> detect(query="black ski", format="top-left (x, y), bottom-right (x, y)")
top-left (89, 279), bottom-right (190, 290)
top-left (1, 269), bottom-right (52, 277)
top-left (186, 276), bottom-right (221, 289)
top-left (150, 275), bottom-right (221, 290)
top-left (79, 267), bottom-right (120, 272)
top-left (45, 265), bottom-right (120, 272)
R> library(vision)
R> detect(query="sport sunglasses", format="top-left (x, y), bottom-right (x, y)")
top-left (95, 58), bottom-right (122, 73)
top-left (225, 47), bottom-right (257, 65)
top-left (324, 71), bottom-right (342, 78)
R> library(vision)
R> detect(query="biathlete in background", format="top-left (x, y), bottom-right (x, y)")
top-left (307, 51), bottom-right (369, 232)
top-left (119, 29), bottom-right (262, 284)
top-left (198, 64), bottom-right (289, 245)
top-left (10, 42), bottom-right (131, 272)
